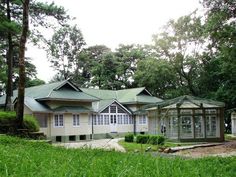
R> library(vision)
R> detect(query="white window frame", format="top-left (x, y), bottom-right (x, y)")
top-left (54, 114), bottom-right (64, 127)
top-left (139, 115), bottom-right (147, 125)
top-left (73, 114), bottom-right (80, 127)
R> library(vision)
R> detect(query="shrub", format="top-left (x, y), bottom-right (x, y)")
top-left (23, 115), bottom-right (39, 132)
top-left (136, 134), bottom-right (165, 145)
top-left (125, 133), bottom-right (134, 142)
top-left (0, 111), bottom-right (16, 123)
top-left (0, 112), bottom-right (17, 133)
top-left (149, 135), bottom-right (159, 145)
top-left (136, 134), bottom-right (150, 144)
top-left (157, 135), bottom-right (165, 145)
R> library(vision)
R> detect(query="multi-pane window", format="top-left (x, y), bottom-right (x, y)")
top-left (206, 116), bottom-right (217, 137)
top-left (118, 107), bottom-right (125, 113)
top-left (73, 114), bottom-right (80, 126)
top-left (181, 116), bottom-right (193, 137)
top-left (54, 114), bottom-right (63, 127)
top-left (110, 105), bottom-right (116, 113)
top-left (129, 115), bottom-right (133, 124)
top-left (124, 115), bottom-right (129, 124)
top-left (104, 115), bottom-right (109, 125)
top-left (118, 115), bottom-right (122, 124)
top-left (195, 116), bottom-right (203, 138)
top-left (139, 115), bottom-right (147, 124)
top-left (100, 115), bottom-right (104, 125)
top-left (102, 107), bottom-right (109, 113)
top-left (97, 115), bottom-right (101, 125)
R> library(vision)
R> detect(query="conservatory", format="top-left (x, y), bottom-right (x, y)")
top-left (143, 95), bottom-right (225, 142)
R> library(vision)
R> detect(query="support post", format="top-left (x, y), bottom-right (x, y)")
top-left (177, 103), bottom-right (181, 141)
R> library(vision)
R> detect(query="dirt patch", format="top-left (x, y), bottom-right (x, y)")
top-left (174, 141), bottom-right (236, 158)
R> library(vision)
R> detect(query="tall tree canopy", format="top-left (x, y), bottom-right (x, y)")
top-left (47, 25), bottom-right (85, 80)
top-left (0, 0), bottom-right (69, 110)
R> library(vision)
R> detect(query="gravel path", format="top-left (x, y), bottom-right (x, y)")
top-left (54, 138), bottom-right (126, 152)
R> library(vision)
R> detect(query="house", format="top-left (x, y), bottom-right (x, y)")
top-left (231, 109), bottom-right (236, 136)
top-left (0, 80), bottom-right (162, 142)
top-left (140, 95), bottom-right (225, 142)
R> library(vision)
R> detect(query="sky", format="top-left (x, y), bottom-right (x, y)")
top-left (26, 0), bottom-right (202, 82)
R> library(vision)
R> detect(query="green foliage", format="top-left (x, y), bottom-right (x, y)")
top-left (149, 135), bottom-right (159, 145)
top-left (0, 111), bottom-right (16, 122)
top-left (0, 135), bottom-right (236, 177)
top-left (136, 134), bottom-right (150, 144)
top-left (0, 111), bottom-right (39, 133)
top-left (124, 133), bottom-right (134, 142)
top-left (134, 58), bottom-right (177, 98)
top-left (25, 78), bottom-right (45, 87)
top-left (23, 115), bottom-right (39, 132)
top-left (119, 140), bottom-right (158, 152)
top-left (136, 134), bottom-right (165, 145)
top-left (157, 135), bottom-right (165, 145)
top-left (47, 25), bottom-right (85, 80)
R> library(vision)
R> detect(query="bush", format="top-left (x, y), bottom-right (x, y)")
top-left (23, 115), bottom-right (39, 132)
top-left (136, 134), bottom-right (150, 144)
top-left (149, 135), bottom-right (159, 145)
top-left (125, 133), bottom-right (134, 142)
top-left (157, 135), bottom-right (165, 145)
top-left (136, 134), bottom-right (165, 145)
top-left (0, 111), bottom-right (39, 133)
top-left (0, 111), bottom-right (16, 123)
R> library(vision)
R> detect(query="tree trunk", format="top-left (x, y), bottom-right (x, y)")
top-left (16, 0), bottom-right (29, 128)
top-left (4, 0), bottom-right (13, 111)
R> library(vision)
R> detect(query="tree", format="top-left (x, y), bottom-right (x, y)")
top-left (90, 52), bottom-right (120, 89)
top-left (76, 45), bottom-right (111, 87)
top-left (134, 58), bottom-right (178, 98)
top-left (152, 12), bottom-right (205, 96)
top-left (114, 44), bottom-right (150, 88)
top-left (16, 0), bottom-right (29, 128)
top-left (0, 0), bottom-right (69, 110)
top-left (47, 25), bottom-right (85, 80)
top-left (200, 0), bottom-right (236, 132)
top-left (25, 78), bottom-right (45, 87)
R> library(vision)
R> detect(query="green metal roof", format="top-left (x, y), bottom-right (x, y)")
top-left (92, 99), bottom-right (132, 114)
top-left (143, 95), bottom-right (225, 111)
top-left (92, 99), bottom-right (115, 112)
top-left (52, 106), bottom-right (92, 113)
top-left (0, 80), bottom-right (98, 104)
top-left (24, 97), bottom-right (51, 113)
top-left (81, 87), bottom-right (162, 104)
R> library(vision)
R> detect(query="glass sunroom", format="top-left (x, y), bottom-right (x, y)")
top-left (144, 95), bottom-right (225, 142)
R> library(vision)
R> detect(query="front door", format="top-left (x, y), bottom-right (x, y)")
top-left (110, 115), bottom-right (117, 132)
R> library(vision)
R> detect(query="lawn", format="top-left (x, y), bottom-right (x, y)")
top-left (0, 135), bottom-right (236, 177)
top-left (118, 140), bottom-right (199, 152)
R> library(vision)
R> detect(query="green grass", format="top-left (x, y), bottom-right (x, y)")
top-left (0, 135), bottom-right (236, 177)
top-left (119, 140), bottom-right (159, 152)
top-left (225, 134), bottom-right (236, 141)
top-left (119, 140), bottom-right (199, 152)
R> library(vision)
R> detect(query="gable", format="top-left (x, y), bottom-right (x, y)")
top-left (101, 103), bottom-right (130, 114)
top-left (94, 100), bottom-right (132, 114)
top-left (138, 89), bottom-right (152, 96)
top-left (54, 81), bottom-right (81, 92)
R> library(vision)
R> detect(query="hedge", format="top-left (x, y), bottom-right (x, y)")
top-left (136, 134), bottom-right (150, 144)
top-left (124, 133), bottom-right (134, 142)
top-left (136, 134), bottom-right (165, 145)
